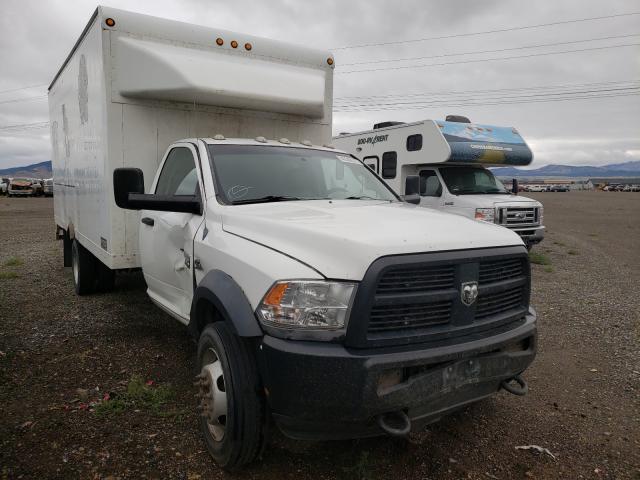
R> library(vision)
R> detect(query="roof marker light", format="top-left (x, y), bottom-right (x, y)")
top-left (213, 134), bottom-right (225, 140)
top-left (105, 18), bottom-right (115, 27)
top-left (279, 138), bottom-right (291, 144)
top-left (216, 37), bottom-right (224, 46)
top-left (255, 136), bottom-right (267, 143)
top-left (327, 57), bottom-right (334, 66)
top-left (244, 42), bottom-right (252, 51)
top-left (231, 40), bottom-right (238, 48)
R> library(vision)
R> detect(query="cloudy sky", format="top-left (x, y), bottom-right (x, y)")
top-left (0, 0), bottom-right (638, 169)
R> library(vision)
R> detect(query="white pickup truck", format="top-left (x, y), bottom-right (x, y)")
top-left (334, 119), bottom-right (545, 249)
top-left (50, 7), bottom-right (537, 470)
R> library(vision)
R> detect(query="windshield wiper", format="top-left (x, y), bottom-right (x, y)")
top-left (231, 195), bottom-right (305, 205)
top-left (344, 195), bottom-right (383, 200)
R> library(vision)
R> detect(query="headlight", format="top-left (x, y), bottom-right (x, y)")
top-left (258, 281), bottom-right (356, 330)
top-left (538, 205), bottom-right (544, 224)
top-left (474, 208), bottom-right (495, 223)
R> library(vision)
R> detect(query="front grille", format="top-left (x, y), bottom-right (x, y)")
top-left (354, 247), bottom-right (530, 347)
top-left (479, 257), bottom-right (524, 283)
top-left (369, 300), bottom-right (452, 332)
top-left (376, 265), bottom-right (455, 294)
top-left (476, 285), bottom-right (525, 319)
top-left (498, 207), bottom-right (539, 227)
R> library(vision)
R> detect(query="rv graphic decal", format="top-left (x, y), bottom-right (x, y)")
top-left (438, 121), bottom-right (533, 165)
top-left (357, 134), bottom-right (388, 146)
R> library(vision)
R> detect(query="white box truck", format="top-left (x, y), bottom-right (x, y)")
top-left (333, 118), bottom-right (545, 249)
top-left (50, 7), bottom-right (537, 470)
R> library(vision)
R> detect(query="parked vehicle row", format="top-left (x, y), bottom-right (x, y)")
top-left (603, 184), bottom-right (640, 191)
top-left (522, 184), bottom-right (569, 192)
top-left (0, 178), bottom-right (54, 196)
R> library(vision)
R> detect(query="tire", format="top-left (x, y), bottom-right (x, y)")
top-left (196, 322), bottom-right (266, 471)
top-left (71, 239), bottom-right (96, 295)
top-left (96, 260), bottom-right (115, 292)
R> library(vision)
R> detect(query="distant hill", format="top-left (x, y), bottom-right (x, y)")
top-left (0, 161), bottom-right (52, 179)
top-left (491, 160), bottom-right (640, 178)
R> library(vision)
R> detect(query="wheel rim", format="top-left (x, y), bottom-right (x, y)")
top-left (197, 347), bottom-right (228, 442)
top-left (72, 243), bottom-right (79, 285)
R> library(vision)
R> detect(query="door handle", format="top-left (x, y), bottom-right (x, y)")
top-left (141, 217), bottom-right (155, 226)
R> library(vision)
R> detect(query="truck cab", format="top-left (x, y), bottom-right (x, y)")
top-left (333, 117), bottom-right (545, 249)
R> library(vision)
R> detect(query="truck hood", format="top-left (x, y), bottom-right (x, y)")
top-left (451, 194), bottom-right (541, 206)
top-left (221, 200), bottom-right (523, 280)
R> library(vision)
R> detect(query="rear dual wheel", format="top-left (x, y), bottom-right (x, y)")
top-left (71, 239), bottom-right (115, 295)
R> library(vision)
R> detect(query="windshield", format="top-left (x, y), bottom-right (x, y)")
top-left (439, 166), bottom-right (509, 195)
top-left (208, 145), bottom-right (399, 204)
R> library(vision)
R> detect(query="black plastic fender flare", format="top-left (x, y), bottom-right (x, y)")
top-left (189, 269), bottom-right (263, 338)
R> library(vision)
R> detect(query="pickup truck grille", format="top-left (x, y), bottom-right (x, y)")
top-left (497, 207), bottom-right (539, 227)
top-left (347, 247), bottom-right (530, 348)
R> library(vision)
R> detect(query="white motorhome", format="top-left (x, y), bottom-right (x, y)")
top-left (334, 118), bottom-right (545, 248)
top-left (50, 7), bottom-right (537, 470)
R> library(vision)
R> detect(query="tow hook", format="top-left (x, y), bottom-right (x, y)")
top-left (500, 374), bottom-right (528, 396)
top-left (376, 410), bottom-right (411, 437)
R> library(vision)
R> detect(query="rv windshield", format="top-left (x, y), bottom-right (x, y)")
top-left (439, 166), bottom-right (509, 195)
top-left (208, 145), bottom-right (399, 205)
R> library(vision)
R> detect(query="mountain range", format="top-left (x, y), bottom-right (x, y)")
top-left (1, 159), bottom-right (639, 180)
top-left (0, 161), bottom-right (52, 179)
top-left (491, 161), bottom-right (640, 178)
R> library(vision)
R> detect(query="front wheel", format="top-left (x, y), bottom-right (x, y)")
top-left (196, 323), bottom-right (266, 470)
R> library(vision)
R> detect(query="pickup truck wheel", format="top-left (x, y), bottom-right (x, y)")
top-left (71, 239), bottom-right (96, 295)
top-left (196, 323), bottom-right (265, 470)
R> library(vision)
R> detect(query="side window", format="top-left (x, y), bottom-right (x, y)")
top-left (406, 134), bottom-right (422, 152)
top-left (381, 151), bottom-right (397, 179)
top-left (155, 147), bottom-right (199, 196)
top-left (420, 170), bottom-right (442, 197)
top-left (363, 155), bottom-right (379, 174)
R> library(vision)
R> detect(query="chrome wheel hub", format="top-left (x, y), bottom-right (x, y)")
top-left (195, 348), bottom-right (227, 441)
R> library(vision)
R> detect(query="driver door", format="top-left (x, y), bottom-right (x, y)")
top-left (139, 144), bottom-right (205, 321)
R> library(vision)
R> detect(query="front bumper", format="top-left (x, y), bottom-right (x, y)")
top-left (258, 309), bottom-right (537, 440)
top-left (510, 225), bottom-right (545, 244)
top-left (8, 189), bottom-right (33, 196)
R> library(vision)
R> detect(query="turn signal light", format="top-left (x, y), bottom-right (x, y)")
top-left (263, 283), bottom-right (289, 306)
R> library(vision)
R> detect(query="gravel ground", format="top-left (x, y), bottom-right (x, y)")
top-left (0, 192), bottom-right (638, 479)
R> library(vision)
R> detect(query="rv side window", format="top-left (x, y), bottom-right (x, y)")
top-left (419, 170), bottom-right (442, 197)
top-left (381, 151), bottom-right (397, 179)
top-left (406, 134), bottom-right (422, 152)
top-left (363, 155), bottom-right (379, 174)
top-left (155, 147), bottom-right (199, 196)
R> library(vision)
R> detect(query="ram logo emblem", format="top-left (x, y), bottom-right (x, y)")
top-left (461, 281), bottom-right (479, 306)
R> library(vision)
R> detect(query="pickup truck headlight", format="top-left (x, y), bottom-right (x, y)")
top-left (475, 208), bottom-right (495, 223)
top-left (258, 281), bottom-right (356, 330)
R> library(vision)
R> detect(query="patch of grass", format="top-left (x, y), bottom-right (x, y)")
top-left (567, 249), bottom-right (579, 255)
top-left (544, 265), bottom-right (554, 273)
top-left (343, 450), bottom-right (375, 480)
top-left (95, 375), bottom-right (174, 417)
top-left (529, 251), bottom-right (551, 266)
top-left (4, 257), bottom-right (23, 267)
top-left (0, 271), bottom-right (18, 280)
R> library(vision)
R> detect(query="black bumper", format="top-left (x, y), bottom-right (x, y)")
top-left (258, 310), bottom-right (537, 440)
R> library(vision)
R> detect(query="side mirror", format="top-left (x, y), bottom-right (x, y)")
top-left (404, 175), bottom-right (421, 204)
top-left (114, 168), bottom-right (145, 209)
top-left (113, 168), bottom-right (202, 215)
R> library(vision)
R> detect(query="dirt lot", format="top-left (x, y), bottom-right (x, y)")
top-left (1, 191), bottom-right (638, 479)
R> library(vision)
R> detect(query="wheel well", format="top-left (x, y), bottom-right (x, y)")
top-left (193, 298), bottom-right (226, 337)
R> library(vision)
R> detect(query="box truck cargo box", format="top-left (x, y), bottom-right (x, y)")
top-left (49, 5), bottom-right (333, 270)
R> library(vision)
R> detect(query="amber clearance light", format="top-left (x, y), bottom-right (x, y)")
top-left (216, 37), bottom-right (224, 46)
top-left (244, 42), bottom-right (252, 51)
top-left (231, 40), bottom-right (238, 48)
top-left (105, 18), bottom-right (115, 27)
